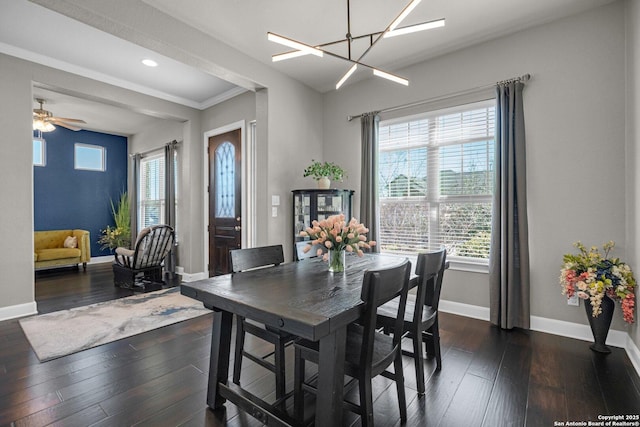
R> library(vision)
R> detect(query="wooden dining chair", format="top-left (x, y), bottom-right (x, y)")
top-left (293, 259), bottom-right (411, 426)
top-left (229, 245), bottom-right (293, 401)
top-left (376, 249), bottom-right (447, 396)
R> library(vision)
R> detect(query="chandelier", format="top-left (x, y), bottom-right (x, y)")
top-left (267, 0), bottom-right (445, 89)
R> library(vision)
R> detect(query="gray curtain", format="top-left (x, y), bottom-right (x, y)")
top-left (164, 141), bottom-right (178, 277)
top-left (489, 81), bottom-right (530, 330)
top-left (360, 113), bottom-right (380, 252)
top-left (130, 153), bottom-right (141, 246)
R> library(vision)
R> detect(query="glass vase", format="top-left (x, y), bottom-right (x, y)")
top-left (328, 249), bottom-right (346, 273)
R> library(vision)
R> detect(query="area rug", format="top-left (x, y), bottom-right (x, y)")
top-left (19, 287), bottom-right (211, 362)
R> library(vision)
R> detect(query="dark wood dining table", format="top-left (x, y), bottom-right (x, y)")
top-left (181, 253), bottom-right (411, 426)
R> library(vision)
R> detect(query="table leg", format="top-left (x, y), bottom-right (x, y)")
top-left (207, 308), bottom-right (233, 409)
top-left (315, 325), bottom-right (347, 426)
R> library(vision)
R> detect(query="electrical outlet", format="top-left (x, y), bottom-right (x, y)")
top-left (567, 294), bottom-right (579, 306)
top-left (272, 206), bottom-right (278, 217)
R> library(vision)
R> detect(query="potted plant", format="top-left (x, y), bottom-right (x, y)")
top-left (303, 160), bottom-right (346, 189)
top-left (98, 192), bottom-right (132, 251)
top-left (559, 241), bottom-right (636, 353)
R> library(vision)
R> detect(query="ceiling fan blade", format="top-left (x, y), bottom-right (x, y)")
top-left (50, 117), bottom-right (86, 124)
top-left (51, 121), bottom-right (82, 131)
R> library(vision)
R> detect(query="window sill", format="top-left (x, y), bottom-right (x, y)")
top-left (380, 252), bottom-right (489, 274)
top-left (447, 258), bottom-right (489, 274)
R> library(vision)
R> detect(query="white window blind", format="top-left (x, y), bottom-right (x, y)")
top-left (378, 99), bottom-right (495, 261)
top-left (139, 153), bottom-right (165, 230)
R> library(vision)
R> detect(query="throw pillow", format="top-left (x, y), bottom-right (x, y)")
top-left (64, 236), bottom-right (78, 248)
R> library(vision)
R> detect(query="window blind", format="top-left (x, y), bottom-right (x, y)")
top-left (139, 153), bottom-right (166, 230)
top-left (378, 99), bottom-right (495, 261)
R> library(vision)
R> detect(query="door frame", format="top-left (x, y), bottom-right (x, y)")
top-left (203, 120), bottom-right (256, 275)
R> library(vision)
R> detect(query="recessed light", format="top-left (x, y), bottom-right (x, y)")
top-left (142, 59), bottom-right (158, 67)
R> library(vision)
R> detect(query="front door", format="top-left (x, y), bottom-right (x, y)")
top-left (208, 129), bottom-right (242, 276)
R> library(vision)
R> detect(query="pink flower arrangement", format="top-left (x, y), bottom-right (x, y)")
top-left (560, 241), bottom-right (636, 324)
top-left (299, 214), bottom-right (376, 261)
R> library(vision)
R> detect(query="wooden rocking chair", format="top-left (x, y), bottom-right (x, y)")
top-left (112, 224), bottom-right (175, 291)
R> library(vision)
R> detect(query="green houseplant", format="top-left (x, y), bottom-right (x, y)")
top-left (303, 160), bottom-right (346, 189)
top-left (98, 192), bottom-right (132, 251)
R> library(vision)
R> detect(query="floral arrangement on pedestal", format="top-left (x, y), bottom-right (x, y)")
top-left (299, 214), bottom-right (376, 272)
top-left (559, 241), bottom-right (636, 324)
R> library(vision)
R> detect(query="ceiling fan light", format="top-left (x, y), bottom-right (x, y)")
top-left (33, 119), bottom-right (56, 132)
top-left (267, 32), bottom-right (323, 58)
top-left (336, 64), bottom-right (358, 89)
top-left (388, 0), bottom-right (422, 32)
top-left (384, 18), bottom-right (445, 38)
top-left (373, 69), bottom-right (409, 86)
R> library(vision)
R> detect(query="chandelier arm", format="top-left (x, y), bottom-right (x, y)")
top-left (319, 49), bottom-right (407, 82)
top-left (347, 0), bottom-right (351, 59)
top-left (272, 18), bottom-right (443, 59)
top-left (355, 0), bottom-right (421, 63)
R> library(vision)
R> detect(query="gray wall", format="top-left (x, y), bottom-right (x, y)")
top-left (323, 2), bottom-right (630, 330)
top-left (626, 0), bottom-right (640, 348)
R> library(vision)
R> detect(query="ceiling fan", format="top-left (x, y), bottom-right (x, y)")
top-left (33, 98), bottom-right (86, 132)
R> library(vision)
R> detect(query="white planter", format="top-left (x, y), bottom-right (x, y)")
top-left (317, 177), bottom-right (330, 189)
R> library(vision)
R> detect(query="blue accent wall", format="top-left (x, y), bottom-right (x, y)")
top-left (33, 127), bottom-right (128, 257)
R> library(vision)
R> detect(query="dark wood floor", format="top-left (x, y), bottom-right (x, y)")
top-left (1, 264), bottom-right (639, 426)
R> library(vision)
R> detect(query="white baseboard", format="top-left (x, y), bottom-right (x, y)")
top-left (0, 301), bottom-right (37, 322)
top-left (440, 300), bottom-right (490, 321)
top-left (626, 335), bottom-right (640, 377)
top-left (90, 256), bottom-right (113, 264)
top-left (439, 299), bottom-right (640, 378)
top-left (179, 271), bottom-right (208, 282)
top-left (530, 315), bottom-right (628, 349)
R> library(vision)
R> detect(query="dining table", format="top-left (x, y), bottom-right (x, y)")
top-left (180, 253), bottom-right (411, 426)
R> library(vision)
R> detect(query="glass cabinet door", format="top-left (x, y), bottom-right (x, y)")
top-left (292, 189), bottom-right (354, 246)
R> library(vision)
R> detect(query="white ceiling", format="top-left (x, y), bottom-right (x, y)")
top-left (143, 0), bottom-right (616, 93)
top-left (0, 0), bottom-right (616, 135)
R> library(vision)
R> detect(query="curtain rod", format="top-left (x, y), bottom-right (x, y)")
top-left (130, 140), bottom-right (180, 157)
top-left (347, 73), bottom-right (531, 121)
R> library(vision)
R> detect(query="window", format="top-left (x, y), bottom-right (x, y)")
top-left (138, 151), bottom-right (178, 232)
top-left (139, 153), bottom-right (165, 230)
top-left (378, 99), bottom-right (495, 262)
top-left (75, 143), bottom-right (106, 171)
top-left (33, 137), bottom-right (46, 166)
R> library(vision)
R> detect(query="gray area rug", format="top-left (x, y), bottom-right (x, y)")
top-left (19, 287), bottom-right (211, 362)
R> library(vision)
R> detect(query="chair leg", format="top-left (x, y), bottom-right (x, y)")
top-left (359, 377), bottom-right (374, 427)
top-left (394, 352), bottom-right (407, 423)
top-left (293, 347), bottom-right (305, 422)
top-left (274, 337), bottom-right (286, 400)
top-left (412, 328), bottom-right (426, 395)
top-left (432, 318), bottom-right (442, 371)
top-left (232, 316), bottom-right (245, 385)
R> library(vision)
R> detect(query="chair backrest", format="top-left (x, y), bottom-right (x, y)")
top-left (230, 245), bottom-right (285, 273)
top-left (359, 259), bottom-right (411, 368)
top-left (132, 225), bottom-right (175, 269)
top-left (294, 241), bottom-right (326, 261)
top-left (414, 249), bottom-right (447, 316)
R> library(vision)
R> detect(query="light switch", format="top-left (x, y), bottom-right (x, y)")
top-left (272, 195), bottom-right (280, 206)
top-left (272, 206), bottom-right (278, 217)
top-left (567, 294), bottom-right (579, 306)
